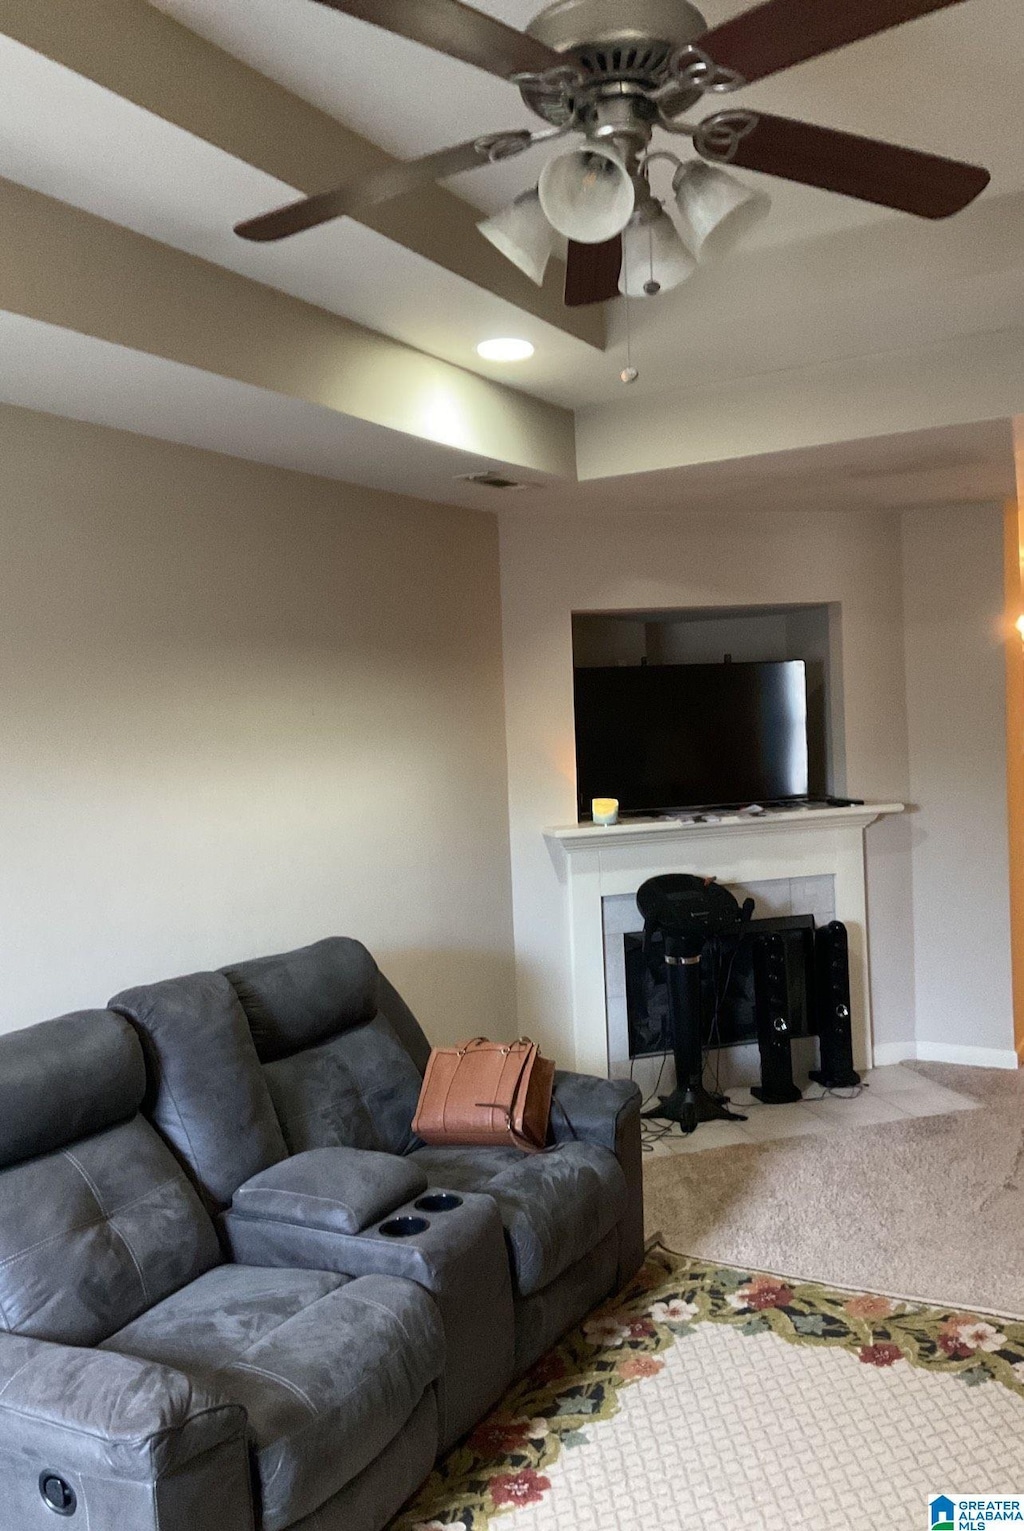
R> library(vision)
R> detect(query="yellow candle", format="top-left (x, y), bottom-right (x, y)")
top-left (592, 797), bottom-right (619, 826)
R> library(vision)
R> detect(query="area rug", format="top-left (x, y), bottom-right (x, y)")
top-left (643, 1083), bottom-right (1024, 1317)
top-left (391, 1247), bottom-right (1024, 1531)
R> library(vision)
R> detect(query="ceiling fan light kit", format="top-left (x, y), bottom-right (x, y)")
top-left (671, 158), bottom-right (770, 263)
top-left (619, 202), bottom-right (696, 297)
top-left (476, 188), bottom-right (555, 285)
top-left (235, 0), bottom-right (989, 314)
top-left (537, 141), bottom-right (635, 243)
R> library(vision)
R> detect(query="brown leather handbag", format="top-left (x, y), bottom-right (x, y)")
top-left (412, 1037), bottom-right (555, 1153)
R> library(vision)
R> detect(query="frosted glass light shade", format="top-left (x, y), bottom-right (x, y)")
top-left (619, 209), bottom-right (696, 297)
top-left (477, 189), bottom-right (555, 286)
top-left (538, 144), bottom-right (635, 244)
top-left (672, 160), bottom-right (769, 263)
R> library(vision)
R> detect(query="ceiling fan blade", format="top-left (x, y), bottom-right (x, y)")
top-left (311, 0), bottom-right (561, 79)
top-left (235, 132), bottom-right (533, 241)
top-left (697, 112), bottom-right (990, 219)
top-left (564, 237), bottom-right (623, 306)
top-left (700, 0), bottom-right (969, 85)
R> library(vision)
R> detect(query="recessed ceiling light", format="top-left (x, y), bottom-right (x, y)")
top-left (476, 338), bottom-right (535, 362)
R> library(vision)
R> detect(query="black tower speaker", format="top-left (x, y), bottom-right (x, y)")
top-left (810, 920), bottom-right (861, 1090)
top-left (751, 932), bottom-right (802, 1104)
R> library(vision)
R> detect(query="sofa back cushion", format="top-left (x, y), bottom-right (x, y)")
top-left (0, 1013), bottom-right (221, 1345)
top-left (221, 937), bottom-right (379, 1060)
top-left (110, 972), bottom-right (288, 1210)
top-left (0, 1008), bottom-right (143, 1166)
top-left (223, 939), bottom-right (428, 1156)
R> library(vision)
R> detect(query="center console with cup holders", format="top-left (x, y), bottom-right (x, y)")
top-left (220, 1145), bottom-right (514, 1445)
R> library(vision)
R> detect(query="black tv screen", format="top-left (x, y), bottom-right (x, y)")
top-left (574, 660), bottom-right (809, 816)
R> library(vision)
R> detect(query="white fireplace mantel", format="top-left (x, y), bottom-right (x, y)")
top-left (544, 804), bottom-right (904, 1077)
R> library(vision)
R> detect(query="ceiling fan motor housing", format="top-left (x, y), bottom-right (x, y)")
top-left (521, 0), bottom-right (710, 130)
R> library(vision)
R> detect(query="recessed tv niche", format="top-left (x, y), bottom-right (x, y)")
top-left (573, 659), bottom-right (810, 817)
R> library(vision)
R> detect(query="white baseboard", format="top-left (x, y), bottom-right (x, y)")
top-left (914, 1040), bottom-right (1020, 1071)
top-left (871, 1041), bottom-right (918, 1067)
top-left (872, 1039), bottom-right (1020, 1071)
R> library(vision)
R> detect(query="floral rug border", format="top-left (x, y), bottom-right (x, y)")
top-left (394, 1243), bottom-right (1024, 1531)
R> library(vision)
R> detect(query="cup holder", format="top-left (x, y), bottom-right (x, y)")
top-left (414, 1193), bottom-right (463, 1213)
top-left (378, 1215), bottom-right (430, 1238)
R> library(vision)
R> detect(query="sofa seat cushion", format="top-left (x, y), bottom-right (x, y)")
top-left (409, 1140), bottom-right (627, 1298)
top-left (101, 1264), bottom-right (444, 1531)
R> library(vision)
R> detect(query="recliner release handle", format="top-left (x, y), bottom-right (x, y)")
top-left (39, 1471), bottom-right (77, 1516)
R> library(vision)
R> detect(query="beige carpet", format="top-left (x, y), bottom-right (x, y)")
top-left (643, 1063), bottom-right (1024, 1317)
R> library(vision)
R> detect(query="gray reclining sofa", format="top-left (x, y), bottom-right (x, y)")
top-left (0, 1008), bottom-right (443, 1531)
top-left (0, 938), bottom-right (642, 1531)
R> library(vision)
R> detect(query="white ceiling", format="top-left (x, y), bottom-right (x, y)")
top-left (5, 7), bottom-right (1024, 413)
top-left (1, 0), bottom-right (1021, 497)
top-left (0, 33), bottom-right (598, 410)
top-left (1, 311), bottom-right (1010, 515)
top-left (0, 311), bottom-right (525, 506)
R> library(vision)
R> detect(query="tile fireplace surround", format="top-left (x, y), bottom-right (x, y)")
top-left (544, 805), bottom-right (905, 1081)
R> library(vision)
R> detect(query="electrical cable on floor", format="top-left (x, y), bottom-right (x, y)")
top-left (632, 1051), bottom-right (676, 1152)
top-left (803, 1082), bottom-right (864, 1101)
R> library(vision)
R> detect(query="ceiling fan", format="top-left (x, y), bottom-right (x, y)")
top-left (234, 0), bottom-right (990, 307)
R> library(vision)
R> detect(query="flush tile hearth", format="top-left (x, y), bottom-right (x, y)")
top-left (641, 1064), bottom-right (979, 1156)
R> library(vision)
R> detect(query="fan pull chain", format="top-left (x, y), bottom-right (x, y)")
top-left (620, 238), bottom-right (639, 385)
top-left (644, 219), bottom-right (661, 297)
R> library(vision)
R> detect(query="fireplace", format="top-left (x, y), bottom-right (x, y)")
top-left (604, 873), bottom-right (835, 1072)
top-left (543, 807), bottom-right (905, 1085)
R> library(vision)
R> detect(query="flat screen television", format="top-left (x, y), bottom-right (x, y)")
top-left (574, 659), bottom-right (809, 817)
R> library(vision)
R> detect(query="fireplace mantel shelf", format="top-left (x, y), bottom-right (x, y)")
top-left (545, 802), bottom-right (904, 854)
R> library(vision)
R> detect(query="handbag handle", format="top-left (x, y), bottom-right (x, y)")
top-left (473, 1042), bottom-right (538, 1150)
top-left (458, 1036), bottom-right (533, 1053)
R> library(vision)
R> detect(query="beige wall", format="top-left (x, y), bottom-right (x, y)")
top-left (900, 503), bottom-right (1016, 1063)
top-left (0, 405), bottom-right (515, 1039)
top-left (1007, 490), bottom-right (1024, 1063)
top-left (498, 507), bottom-right (916, 1062)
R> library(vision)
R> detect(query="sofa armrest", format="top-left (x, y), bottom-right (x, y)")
top-left (230, 1146), bottom-right (427, 1235)
top-left (550, 1071), bottom-right (640, 1153)
top-left (551, 1071), bottom-right (644, 1286)
top-left (0, 1334), bottom-right (252, 1531)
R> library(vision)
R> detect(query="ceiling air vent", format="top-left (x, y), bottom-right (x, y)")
top-left (457, 471), bottom-right (537, 491)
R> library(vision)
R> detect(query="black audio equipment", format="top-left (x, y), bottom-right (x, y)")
top-left (751, 932), bottom-right (803, 1104)
top-left (635, 874), bottom-right (754, 1132)
top-left (625, 914), bottom-right (815, 1056)
top-left (810, 920), bottom-right (860, 1089)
